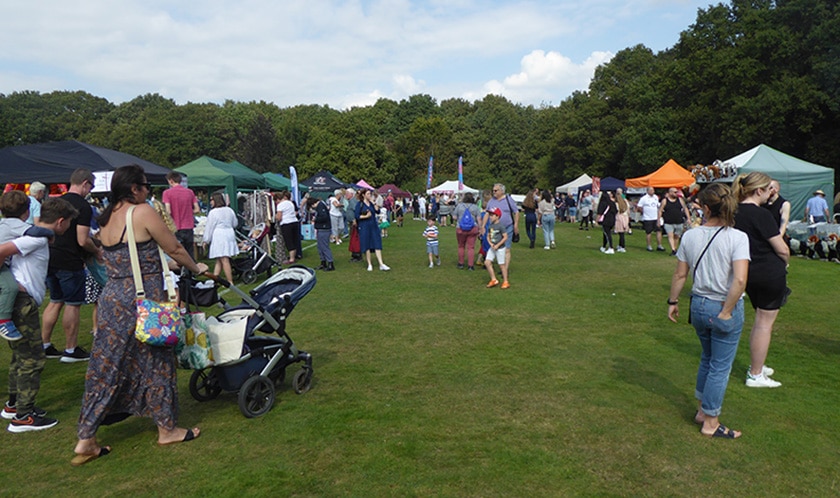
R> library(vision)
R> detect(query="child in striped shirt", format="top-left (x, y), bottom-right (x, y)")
top-left (423, 215), bottom-right (440, 268)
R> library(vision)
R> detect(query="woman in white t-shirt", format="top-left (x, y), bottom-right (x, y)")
top-left (275, 191), bottom-right (300, 264)
top-left (667, 183), bottom-right (749, 440)
top-left (329, 189), bottom-right (345, 245)
top-left (202, 192), bottom-right (239, 282)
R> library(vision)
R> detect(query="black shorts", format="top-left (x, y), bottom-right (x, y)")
top-left (643, 220), bottom-right (659, 234)
top-left (745, 274), bottom-right (788, 310)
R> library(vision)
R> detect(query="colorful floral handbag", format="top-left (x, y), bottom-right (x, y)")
top-left (126, 205), bottom-right (183, 347)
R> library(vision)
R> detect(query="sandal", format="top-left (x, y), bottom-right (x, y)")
top-left (71, 446), bottom-right (111, 466)
top-left (702, 424), bottom-right (741, 439)
top-left (158, 427), bottom-right (201, 446)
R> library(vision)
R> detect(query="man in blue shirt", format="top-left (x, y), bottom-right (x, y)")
top-left (805, 189), bottom-right (830, 223)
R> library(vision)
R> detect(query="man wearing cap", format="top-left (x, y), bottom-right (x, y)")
top-left (27, 182), bottom-right (47, 224)
top-left (805, 189), bottom-right (830, 224)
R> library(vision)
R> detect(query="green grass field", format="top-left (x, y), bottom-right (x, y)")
top-left (1, 219), bottom-right (838, 497)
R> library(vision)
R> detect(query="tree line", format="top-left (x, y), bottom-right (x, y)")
top-left (1, 0), bottom-right (837, 193)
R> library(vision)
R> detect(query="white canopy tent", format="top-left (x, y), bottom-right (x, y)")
top-left (556, 174), bottom-right (592, 194)
top-left (426, 180), bottom-right (479, 195)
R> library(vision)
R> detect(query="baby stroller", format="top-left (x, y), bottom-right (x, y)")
top-left (187, 265), bottom-right (316, 418)
top-left (231, 222), bottom-right (281, 284)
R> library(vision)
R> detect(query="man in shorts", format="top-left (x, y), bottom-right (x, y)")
top-left (658, 188), bottom-right (691, 255)
top-left (41, 169), bottom-right (101, 363)
top-left (636, 187), bottom-right (664, 252)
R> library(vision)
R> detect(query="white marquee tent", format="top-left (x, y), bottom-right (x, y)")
top-left (556, 174), bottom-right (592, 194)
top-left (426, 180), bottom-right (479, 195)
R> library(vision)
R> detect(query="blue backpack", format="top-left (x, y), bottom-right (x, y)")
top-left (458, 206), bottom-right (476, 231)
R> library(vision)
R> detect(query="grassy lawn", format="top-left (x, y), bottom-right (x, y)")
top-left (1, 219), bottom-right (838, 496)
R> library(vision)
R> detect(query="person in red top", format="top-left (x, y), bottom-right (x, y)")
top-left (162, 172), bottom-right (199, 260)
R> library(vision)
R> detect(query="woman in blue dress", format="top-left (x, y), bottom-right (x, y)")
top-left (355, 190), bottom-right (390, 272)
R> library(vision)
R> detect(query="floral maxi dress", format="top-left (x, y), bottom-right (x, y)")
top-left (77, 239), bottom-right (179, 439)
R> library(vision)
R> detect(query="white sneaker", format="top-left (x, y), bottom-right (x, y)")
top-left (600, 247), bottom-right (606, 253)
top-left (367, 264), bottom-right (373, 272)
top-left (604, 248), bottom-right (615, 255)
top-left (616, 247), bottom-right (626, 253)
top-left (746, 372), bottom-right (781, 388)
top-left (429, 263), bottom-right (434, 268)
top-left (748, 365), bottom-right (775, 377)
top-left (544, 246), bottom-right (550, 250)
top-left (379, 264), bottom-right (390, 271)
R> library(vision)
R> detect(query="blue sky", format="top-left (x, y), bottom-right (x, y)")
top-left (0, 0), bottom-right (714, 109)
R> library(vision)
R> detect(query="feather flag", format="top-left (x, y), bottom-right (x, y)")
top-left (289, 166), bottom-right (300, 206)
top-left (426, 156), bottom-right (434, 189)
top-left (457, 156), bottom-right (464, 191)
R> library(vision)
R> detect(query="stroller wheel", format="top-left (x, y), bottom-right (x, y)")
top-left (292, 368), bottom-right (313, 395)
top-left (242, 269), bottom-right (258, 285)
top-left (238, 375), bottom-right (276, 418)
top-left (189, 368), bottom-right (222, 402)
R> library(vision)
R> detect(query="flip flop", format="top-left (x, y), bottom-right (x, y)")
top-left (703, 424), bottom-right (741, 439)
top-left (158, 427), bottom-right (200, 446)
top-left (70, 446), bottom-right (111, 466)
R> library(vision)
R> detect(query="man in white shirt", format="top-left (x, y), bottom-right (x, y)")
top-left (636, 187), bottom-right (665, 252)
top-left (0, 193), bottom-right (77, 432)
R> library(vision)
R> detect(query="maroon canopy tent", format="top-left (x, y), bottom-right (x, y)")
top-left (377, 183), bottom-right (411, 198)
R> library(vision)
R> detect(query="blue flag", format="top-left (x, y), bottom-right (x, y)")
top-left (426, 156), bottom-right (434, 189)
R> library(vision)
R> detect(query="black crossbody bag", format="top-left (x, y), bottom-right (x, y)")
top-left (505, 195), bottom-right (520, 243)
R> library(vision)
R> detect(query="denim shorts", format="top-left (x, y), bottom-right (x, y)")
top-left (47, 269), bottom-right (86, 305)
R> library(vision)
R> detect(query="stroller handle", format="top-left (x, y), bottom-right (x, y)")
top-left (200, 271), bottom-right (232, 288)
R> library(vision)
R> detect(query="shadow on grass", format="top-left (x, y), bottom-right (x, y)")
top-left (790, 332), bottom-right (840, 356)
top-left (613, 356), bottom-right (696, 421)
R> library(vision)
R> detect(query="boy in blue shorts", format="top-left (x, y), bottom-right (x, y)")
top-left (423, 215), bottom-right (440, 268)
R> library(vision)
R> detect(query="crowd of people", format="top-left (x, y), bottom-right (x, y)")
top-left (0, 167), bottom-right (828, 463)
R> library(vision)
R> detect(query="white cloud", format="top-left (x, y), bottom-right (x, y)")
top-left (465, 50), bottom-right (614, 106)
top-left (0, 1), bottom-right (707, 108)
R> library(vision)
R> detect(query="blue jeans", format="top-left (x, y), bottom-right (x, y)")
top-left (525, 212), bottom-right (537, 243)
top-left (541, 215), bottom-right (555, 245)
top-left (691, 296), bottom-right (744, 417)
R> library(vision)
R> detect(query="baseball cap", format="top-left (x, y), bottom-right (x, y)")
top-left (487, 207), bottom-right (502, 217)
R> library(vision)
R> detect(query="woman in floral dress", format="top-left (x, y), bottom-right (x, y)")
top-left (72, 165), bottom-right (209, 466)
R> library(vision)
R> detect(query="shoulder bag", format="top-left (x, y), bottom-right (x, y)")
top-left (505, 195), bottom-right (520, 243)
top-left (126, 205), bottom-right (183, 347)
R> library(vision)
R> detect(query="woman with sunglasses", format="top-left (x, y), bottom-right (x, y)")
top-left (72, 165), bottom-right (208, 465)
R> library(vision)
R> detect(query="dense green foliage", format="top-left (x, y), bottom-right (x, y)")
top-left (1, 0), bottom-right (838, 192)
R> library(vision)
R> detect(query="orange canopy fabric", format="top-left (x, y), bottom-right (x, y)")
top-left (625, 159), bottom-right (695, 188)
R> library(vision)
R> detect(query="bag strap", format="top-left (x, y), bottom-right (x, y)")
top-left (692, 226), bottom-right (725, 281)
top-left (505, 195), bottom-right (516, 222)
top-left (126, 205), bottom-right (177, 302)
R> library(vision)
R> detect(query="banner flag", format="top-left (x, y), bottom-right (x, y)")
top-left (426, 156), bottom-right (434, 189)
top-left (457, 156), bottom-right (464, 191)
top-left (289, 166), bottom-right (301, 207)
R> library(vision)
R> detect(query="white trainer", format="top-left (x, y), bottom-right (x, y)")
top-left (748, 365), bottom-right (775, 377)
top-left (600, 247), bottom-right (606, 253)
top-left (604, 248), bottom-right (615, 254)
top-left (367, 264), bottom-right (373, 272)
top-left (746, 372), bottom-right (781, 388)
top-left (616, 247), bottom-right (626, 253)
top-left (379, 264), bottom-right (391, 271)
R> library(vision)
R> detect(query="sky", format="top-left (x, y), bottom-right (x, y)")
top-left (0, 0), bottom-right (715, 109)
